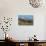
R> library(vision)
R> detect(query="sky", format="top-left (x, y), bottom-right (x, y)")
top-left (18, 15), bottom-right (33, 20)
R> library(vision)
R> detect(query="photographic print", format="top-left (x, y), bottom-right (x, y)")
top-left (18, 15), bottom-right (33, 25)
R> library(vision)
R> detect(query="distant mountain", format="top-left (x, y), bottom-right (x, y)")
top-left (18, 15), bottom-right (33, 21)
top-left (19, 18), bottom-right (33, 23)
top-left (19, 18), bottom-right (33, 21)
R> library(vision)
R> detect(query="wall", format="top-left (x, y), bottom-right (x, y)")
top-left (0, 0), bottom-right (46, 40)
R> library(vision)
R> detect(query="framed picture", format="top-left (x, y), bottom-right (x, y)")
top-left (18, 15), bottom-right (33, 25)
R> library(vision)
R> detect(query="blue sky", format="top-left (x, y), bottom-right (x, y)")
top-left (18, 15), bottom-right (33, 20)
